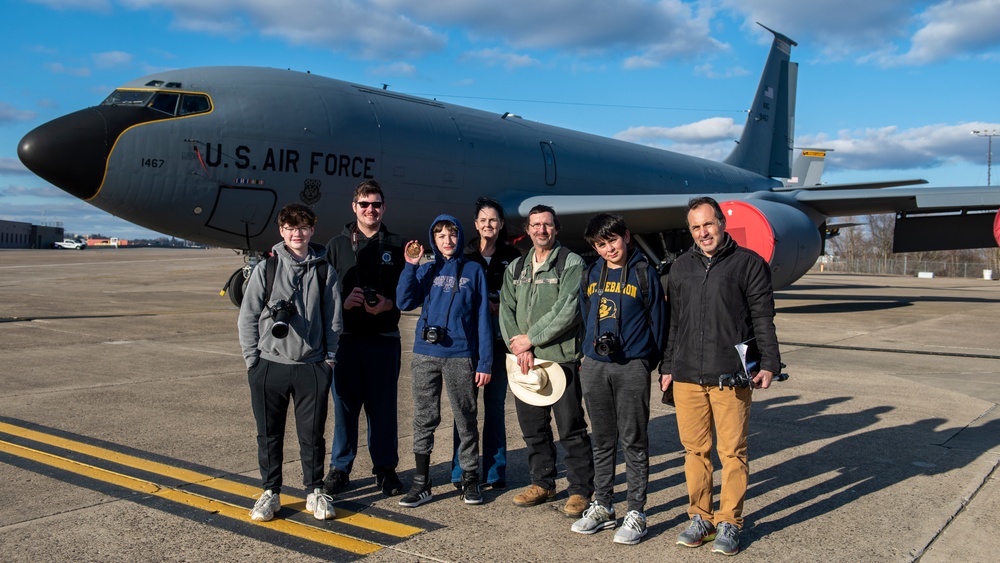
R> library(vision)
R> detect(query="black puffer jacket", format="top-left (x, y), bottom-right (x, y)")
top-left (661, 234), bottom-right (780, 384)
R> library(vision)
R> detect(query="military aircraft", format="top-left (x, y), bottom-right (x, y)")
top-left (17, 25), bottom-right (1000, 304)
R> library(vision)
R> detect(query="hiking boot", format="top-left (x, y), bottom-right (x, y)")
top-left (249, 489), bottom-right (280, 522)
top-left (305, 488), bottom-right (335, 520)
top-left (398, 475), bottom-right (433, 508)
top-left (322, 467), bottom-right (350, 495)
top-left (570, 501), bottom-right (616, 534)
top-left (677, 514), bottom-right (716, 547)
top-left (375, 469), bottom-right (404, 497)
top-left (613, 510), bottom-right (648, 545)
top-left (461, 471), bottom-right (483, 505)
top-left (563, 494), bottom-right (589, 518)
top-left (712, 522), bottom-right (740, 556)
top-left (512, 484), bottom-right (556, 507)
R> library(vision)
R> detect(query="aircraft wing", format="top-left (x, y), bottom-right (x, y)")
top-left (791, 185), bottom-right (1000, 217)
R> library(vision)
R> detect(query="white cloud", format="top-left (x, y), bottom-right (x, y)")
top-left (367, 61), bottom-right (418, 77)
top-left (92, 50), bottom-right (133, 69)
top-left (458, 48), bottom-right (541, 70)
top-left (28, 0), bottom-right (112, 11)
top-left (871, 0), bottom-right (1000, 66)
top-left (615, 116), bottom-right (743, 144)
top-left (0, 103), bottom-right (38, 124)
top-left (46, 62), bottom-right (91, 77)
top-left (120, 0), bottom-right (448, 60)
top-left (0, 158), bottom-right (32, 175)
top-left (693, 62), bottom-right (750, 79)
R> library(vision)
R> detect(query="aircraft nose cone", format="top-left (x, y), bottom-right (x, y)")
top-left (18, 107), bottom-right (110, 201)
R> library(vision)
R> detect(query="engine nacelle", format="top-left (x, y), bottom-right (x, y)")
top-left (719, 199), bottom-right (823, 289)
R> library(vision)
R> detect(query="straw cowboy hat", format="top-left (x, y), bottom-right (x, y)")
top-left (506, 354), bottom-right (566, 407)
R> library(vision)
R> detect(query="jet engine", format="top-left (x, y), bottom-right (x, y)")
top-left (719, 199), bottom-right (823, 289)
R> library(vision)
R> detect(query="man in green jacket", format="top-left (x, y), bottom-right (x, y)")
top-left (500, 204), bottom-right (594, 519)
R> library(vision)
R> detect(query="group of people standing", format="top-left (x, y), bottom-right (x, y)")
top-left (237, 180), bottom-right (779, 556)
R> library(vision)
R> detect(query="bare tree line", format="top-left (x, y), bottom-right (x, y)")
top-left (821, 213), bottom-right (1000, 279)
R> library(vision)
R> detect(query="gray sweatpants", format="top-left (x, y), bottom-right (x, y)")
top-left (411, 354), bottom-right (480, 474)
top-left (580, 358), bottom-right (652, 513)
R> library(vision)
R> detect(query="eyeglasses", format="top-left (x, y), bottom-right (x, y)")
top-left (529, 222), bottom-right (555, 231)
top-left (280, 225), bottom-right (312, 233)
top-left (355, 201), bottom-right (384, 209)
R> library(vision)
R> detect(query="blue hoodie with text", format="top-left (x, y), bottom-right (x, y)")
top-left (396, 214), bottom-right (493, 374)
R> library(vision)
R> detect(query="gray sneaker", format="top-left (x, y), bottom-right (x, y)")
top-left (712, 522), bottom-right (740, 556)
top-left (249, 489), bottom-right (280, 522)
top-left (613, 510), bottom-right (647, 545)
top-left (676, 514), bottom-right (716, 547)
top-left (306, 488), bottom-right (335, 520)
top-left (571, 501), bottom-right (616, 534)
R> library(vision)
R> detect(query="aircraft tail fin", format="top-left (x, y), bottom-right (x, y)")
top-left (723, 24), bottom-right (798, 179)
top-left (784, 148), bottom-right (831, 187)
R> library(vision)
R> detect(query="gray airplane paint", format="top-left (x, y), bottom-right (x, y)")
top-left (16, 26), bottom-right (1000, 292)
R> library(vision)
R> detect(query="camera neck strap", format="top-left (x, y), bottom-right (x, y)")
top-left (418, 259), bottom-right (465, 330)
top-left (352, 227), bottom-right (384, 291)
top-left (594, 259), bottom-right (625, 337)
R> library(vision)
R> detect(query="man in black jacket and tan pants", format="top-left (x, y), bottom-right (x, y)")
top-left (659, 197), bottom-right (780, 556)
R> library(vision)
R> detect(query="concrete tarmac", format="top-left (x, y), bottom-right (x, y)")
top-left (1, 248), bottom-right (998, 562)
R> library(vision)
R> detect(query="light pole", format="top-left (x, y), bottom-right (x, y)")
top-left (971, 129), bottom-right (998, 186)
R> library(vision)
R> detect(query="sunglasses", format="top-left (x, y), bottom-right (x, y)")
top-left (355, 201), bottom-right (384, 209)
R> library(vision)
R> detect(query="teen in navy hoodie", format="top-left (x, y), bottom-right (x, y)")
top-left (395, 214), bottom-right (492, 507)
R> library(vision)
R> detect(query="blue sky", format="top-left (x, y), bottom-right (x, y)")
top-left (2, 0), bottom-right (999, 239)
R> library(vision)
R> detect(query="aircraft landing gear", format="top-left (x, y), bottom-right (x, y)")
top-left (222, 253), bottom-right (264, 307)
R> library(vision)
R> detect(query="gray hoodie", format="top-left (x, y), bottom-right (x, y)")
top-left (238, 241), bottom-right (343, 368)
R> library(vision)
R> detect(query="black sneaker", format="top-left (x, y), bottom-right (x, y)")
top-left (322, 467), bottom-right (350, 495)
top-left (375, 469), bottom-right (404, 496)
top-left (461, 472), bottom-right (483, 505)
top-left (398, 475), bottom-right (433, 508)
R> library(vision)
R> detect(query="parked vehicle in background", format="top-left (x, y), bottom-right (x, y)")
top-left (53, 239), bottom-right (87, 250)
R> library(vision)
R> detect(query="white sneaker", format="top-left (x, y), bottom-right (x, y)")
top-left (613, 510), bottom-right (648, 545)
top-left (306, 488), bottom-right (335, 520)
top-left (571, 501), bottom-right (617, 534)
top-left (250, 490), bottom-right (280, 522)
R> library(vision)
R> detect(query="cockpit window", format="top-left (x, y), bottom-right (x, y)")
top-left (149, 92), bottom-right (179, 115)
top-left (179, 94), bottom-right (211, 115)
top-left (100, 89), bottom-right (211, 117)
top-left (102, 90), bottom-right (155, 106)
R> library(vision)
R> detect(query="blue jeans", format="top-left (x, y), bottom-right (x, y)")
top-left (451, 346), bottom-right (507, 483)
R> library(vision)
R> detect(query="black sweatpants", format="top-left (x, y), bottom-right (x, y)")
top-left (248, 358), bottom-right (332, 493)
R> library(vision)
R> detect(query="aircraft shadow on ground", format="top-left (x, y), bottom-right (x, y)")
top-left (738, 396), bottom-right (1000, 549)
top-left (486, 395), bottom-right (1000, 545)
top-left (775, 291), bottom-right (999, 315)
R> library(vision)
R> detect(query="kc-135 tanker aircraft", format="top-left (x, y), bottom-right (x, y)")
top-left (17, 25), bottom-right (1000, 304)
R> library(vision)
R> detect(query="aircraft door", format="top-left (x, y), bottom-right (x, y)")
top-left (205, 186), bottom-right (277, 244)
top-left (541, 142), bottom-right (557, 186)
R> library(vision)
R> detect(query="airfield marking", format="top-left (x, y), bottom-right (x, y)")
top-left (0, 420), bottom-right (424, 548)
top-left (0, 438), bottom-right (383, 554)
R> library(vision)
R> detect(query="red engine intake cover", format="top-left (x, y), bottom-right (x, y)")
top-left (719, 200), bottom-right (775, 262)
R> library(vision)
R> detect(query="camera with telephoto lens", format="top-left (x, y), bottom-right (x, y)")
top-left (362, 287), bottom-right (379, 307)
top-left (421, 325), bottom-right (446, 344)
top-left (268, 300), bottom-right (297, 338)
top-left (718, 371), bottom-right (753, 390)
top-left (594, 332), bottom-right (620, 357)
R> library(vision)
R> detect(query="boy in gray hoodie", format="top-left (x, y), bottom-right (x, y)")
top-left (238, 203), bottom-right (343, 522)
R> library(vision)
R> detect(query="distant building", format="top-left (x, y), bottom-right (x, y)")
top-left (0, 219), bottom-right (63, 249)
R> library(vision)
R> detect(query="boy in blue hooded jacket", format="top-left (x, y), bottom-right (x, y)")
top-left (396, 214), bottom-right (493, 507)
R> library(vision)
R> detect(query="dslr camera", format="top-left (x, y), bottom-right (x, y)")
top-left (594, 332), bottom-right (620, 357)
top-left (268, 300), bottom-right (297, 338)
top-left (421, 325), bottom-right (446, 344)
top-left (362, 287), bottom-right (380, 307)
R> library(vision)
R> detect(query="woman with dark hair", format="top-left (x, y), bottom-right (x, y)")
top-left (450, 197), bottom-right (522, 490)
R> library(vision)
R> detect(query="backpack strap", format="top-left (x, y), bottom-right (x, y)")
top-left (513, 245), bottom-right (571, 280)
top-left (264, 255), bottom-right (278, 305)
top-left (635, 258), bottom-right (653, 327)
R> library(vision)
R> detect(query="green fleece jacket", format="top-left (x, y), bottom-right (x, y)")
top-left (499, 242), bottom-right (584, 364)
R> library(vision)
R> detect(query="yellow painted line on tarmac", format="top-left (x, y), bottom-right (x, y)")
top-left (0, 421), bottom-right (421, 538)
top-left (0, 439), bottom-right (382, 554)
